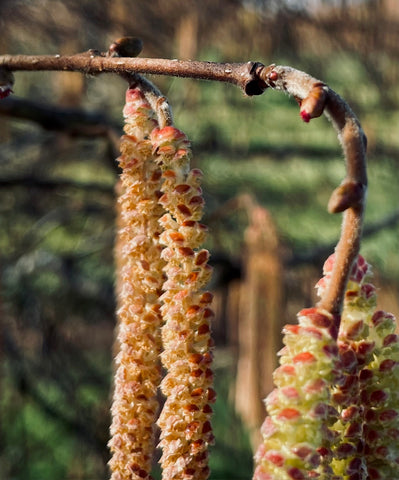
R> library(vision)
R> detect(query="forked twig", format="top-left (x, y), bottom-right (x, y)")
top-left (0, 45), bottom-right (368, 320)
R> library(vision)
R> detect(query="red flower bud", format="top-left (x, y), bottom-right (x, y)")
top-left (293, 352), bottom-right (316, 364)
top-left (277, 408), bottom-right (301, 421)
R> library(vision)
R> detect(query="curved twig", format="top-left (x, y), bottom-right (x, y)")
top-left (0, 46), bottom-right (368, 319)
top-left (258, 65), bottom-right (367, 318)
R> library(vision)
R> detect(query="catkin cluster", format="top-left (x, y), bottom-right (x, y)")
top-left (322, 255), bottom-right (399, 480)
top-left (109, 88), bottom-right (215, 480)
top-left (254, 255), bottom-right (399, 480)
top-left (253, 306), bottom-right (340, 480)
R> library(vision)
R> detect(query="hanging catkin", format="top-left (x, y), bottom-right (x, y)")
top-left (151, 126), bottom-right (216, 480)
top-left (109, 88), bottom-right (165, 480)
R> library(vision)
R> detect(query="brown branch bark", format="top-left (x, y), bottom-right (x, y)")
top-left (257, 65), bottom-right (367, 318)
top-left (0, 53), bottom-right (267, 96)
top-left (0, 49), bottom-right (368, 319)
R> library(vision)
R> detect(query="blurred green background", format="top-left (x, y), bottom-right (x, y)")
top-left (1, 0), bottom-right (399, 479)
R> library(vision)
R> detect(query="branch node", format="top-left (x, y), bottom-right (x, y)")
top-left (328, 181), bottom-right (366, 214)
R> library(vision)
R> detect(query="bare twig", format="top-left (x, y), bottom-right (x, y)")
top-left (0, 96), bottom-right (116, 136)
top-left (0, 52), bottom-right (267, 96)
top-left (0, 47), bottom-right (368, 319)
top-left (258, 65), bottom-right (367, 318)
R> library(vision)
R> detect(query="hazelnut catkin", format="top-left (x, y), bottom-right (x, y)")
top-left (108, 88), bottom-right (165, 480)
top-left (151, 126), bottom-right (215, 480)
top-left (254, 255), bottom-right (399, 480)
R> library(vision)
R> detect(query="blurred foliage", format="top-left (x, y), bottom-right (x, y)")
top-left (1, 0), bottom-right (399, 479)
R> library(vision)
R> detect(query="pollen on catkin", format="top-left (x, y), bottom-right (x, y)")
top-left (319, 255), bottom-right (399, 480)
top-left (151, 126), bottom-right (216, 480)
top-left (253, 304), bottom-right (341, 480)
top-left (108, 88), bottom-right (165, 480)
top-left (254, 254), bottom-right (399, 480)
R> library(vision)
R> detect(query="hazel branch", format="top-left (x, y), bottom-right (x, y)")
top-left (0, 52), bottom-right (266, 96)
top-left (0, 43), bottom-right (368, 318)
top-left (258, 64), bottom-right (367, 317)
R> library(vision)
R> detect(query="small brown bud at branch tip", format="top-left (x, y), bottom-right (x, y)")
top-left (108, 37), bottom-right (144, 58)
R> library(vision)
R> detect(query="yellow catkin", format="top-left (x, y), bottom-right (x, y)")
top-left (109, 88), bottom-right (165, 480)
top-left (151, 126), bottom-right (216, 480)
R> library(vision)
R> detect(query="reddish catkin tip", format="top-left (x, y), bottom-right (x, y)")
top-left (368, 467), bottom-right (382, 480)
top-left (379, 409), bottom-right (398, 422)
top-left (265, 450), bottom-right (284, 467)
top-left (177, 204), bottom-right (192, 216)
top-left (186, 305), bottom-right (201, 316)
top-left (341, 405), bottom-right (359, 422)
top-left (383, 333), bottom-right (399, 346)
top-left (202, 421), bottom-right (212, 434)
top-left (191, 388), bottom-right (203, 397)
top-left (335, 442), bottom-right (357, 458)
top-left (300, 110), bottom-right (311, 123)
top-left (287, 467), bottom-right (305, 480)
top-left (323, 344), bottom-right (339, 357)
top-left (268, 70), bottom-right (279, 82)
top-left (195, 250), bottom-right (209, 266)
top-left (178, 246), bottom-right (195, 257)
top-left (293, 352), bottom-right (316, 364)
top-left (174, 184), bottom-right (192, 194)
top-left (281, 386), bottom-right (299, 399)
top-left (276, 364), bottom-right (296, 376)
top-left (207, 388), bottom-right (217, 403)
top-left (305, 378), bottom-right (326, 394)
top-left (370, 389), bottom-right (388, 404)
top-left (197, 323), bottom-right (210, 335)
top-left (300, 308), bottom-right (332, 328)
top-left (346, 320), bottom-right (364, 339)
top-left (277, 408), bottom-right (301, 421)
top-left (292, 445), bottom-right (313, 459)
top-left (203, 308), bottom-right (214, 319)
top-left (189, 353), bottom-right (203, 364)
top-left (162, 169), bottom-right (176, 179)
top-left (379, 359), bottom-right (397, 371)
top-left (169, 231), bottom-right (185, 243)
top-left (284, 324), bottom-right (300, 334)
top-left (199, 292), bottom-right (213, 304)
